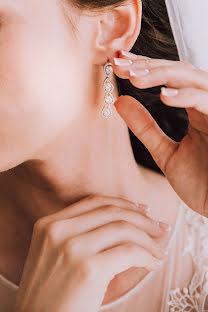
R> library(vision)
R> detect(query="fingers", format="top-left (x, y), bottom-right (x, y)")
top-left (71, 205), bottom-right (171, 237)
top-left (64, 220), bottom-right (168, 261)
top-left (115, 53), bottom-right (188, 76)
top-left (161, 87), bottom-right (208, 116)
top-left (110, 52), bottom-right (192, 81)
top-left (39, 194), bottom-right (144, 224)
top-left (110, 54), bottom-right (208, 90)
top-left (46, 204), bottom-right (171, 246)
top-left (119, 50), bottom-right (194, 70)
top-left (94, 242), bottom-right (163, 281)
top-left (128, 65), bottom-right (208, 90)
top-left (114, 95), bottom-right (178, 174)
top-left (111, 51), bottom-right (208, 117)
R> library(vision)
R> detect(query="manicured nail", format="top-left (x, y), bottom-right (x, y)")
top-left (129, 68), bottom-right (149, 77)
top-left (159, 221), bottom-right (172, 232)
top-left (136, 202), bottom-right (151, 214)
top-left (120, 50), bottom-right (138, 60)
top-left (161, 87), bottom-right (178, 96)
top-left (113, 57), bottom-right (133, 66)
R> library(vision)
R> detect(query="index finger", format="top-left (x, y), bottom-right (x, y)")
top-left (39, 194), bottom-right (149, 222)
top-left (109, 53), bottom-right (194, 81)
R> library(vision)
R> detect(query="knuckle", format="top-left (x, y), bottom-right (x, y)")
top-left (87, 194), bottom-right (103, 203)
top-left (103, 205), bottom-right (123, 217)
top-left (45, 222), bottom-right (61, 244)
top-left (160, 66), bottom-right (169, 76)
top-left (139, 119), bottom-right (156, 138)
top-left (124, 241), bottom-right (137, 252)
top-left (115, 219), bottom-right (131, 231)
top-left (62, 238), bottom-right (80, 258)
top-left (33, 216), bottom-right (49, 233)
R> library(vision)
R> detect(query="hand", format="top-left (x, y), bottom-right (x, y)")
top-left (109, 50), bottom-right (208, 218)
top-left (14, 194), bottom-right (169, 312)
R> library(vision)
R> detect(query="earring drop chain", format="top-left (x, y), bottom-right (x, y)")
top-left (102, 62), bottom-right (114, 119)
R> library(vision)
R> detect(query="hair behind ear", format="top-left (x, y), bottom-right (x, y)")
top-left (70, 0), bottom-right (190, 173)
top-left (116, 0), bottom-right (189, 173)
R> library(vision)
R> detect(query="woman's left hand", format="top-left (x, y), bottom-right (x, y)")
top-left (109, 51), bottom-right (208, 218)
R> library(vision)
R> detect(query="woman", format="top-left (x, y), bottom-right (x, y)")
top-left (0, 0), bottom-right (208, 311)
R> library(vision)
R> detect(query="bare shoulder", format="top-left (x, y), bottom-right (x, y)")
top-left (139, 165), bottom-right (181, 225)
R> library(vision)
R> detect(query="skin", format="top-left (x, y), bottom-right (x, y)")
top-left (0, 0), bottom-right (183, 310)
top-left (110, 51), bottom-right (208, 217)
top-left (14, 194), bottom-right (172, 312)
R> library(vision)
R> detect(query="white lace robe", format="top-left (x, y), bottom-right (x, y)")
top-left (168, 205), bottom-right (208, 312)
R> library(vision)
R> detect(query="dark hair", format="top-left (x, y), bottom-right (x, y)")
top-left (70, 0), bottom-right (189, 174)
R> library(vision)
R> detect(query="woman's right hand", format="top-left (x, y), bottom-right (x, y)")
top-left (14, 194), bottom-right (170, 312)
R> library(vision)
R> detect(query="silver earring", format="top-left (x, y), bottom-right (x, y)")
top-left (102, 62), bottom-right (115, 119)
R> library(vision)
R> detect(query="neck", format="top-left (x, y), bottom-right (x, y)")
top-left (0, 103), bottom-right (145, 229)
top-left (0, 67), bottom-right (149, 287)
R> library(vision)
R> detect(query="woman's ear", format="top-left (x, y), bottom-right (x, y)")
top-left (93, 0), bottom-right (142, 65)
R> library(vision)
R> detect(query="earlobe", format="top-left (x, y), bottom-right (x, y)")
top-left (93, 0), bottom-right (142, 65)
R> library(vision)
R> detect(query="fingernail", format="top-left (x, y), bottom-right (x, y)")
top-left (161, 87), bottom-right (178, 96)
top-left (120, 50), bottom-right (138, 60)
top-left (129, 68), bottom-right (149, 77)
top-left (136, 202), bottom-right (151, 214)
top-left (113, 57), bottom-right (133, 66)
top-left (159, 221), bottom-right (172, 232)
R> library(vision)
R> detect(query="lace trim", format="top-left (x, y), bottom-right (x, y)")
top-left (168, 203), bottom-right (208, 312)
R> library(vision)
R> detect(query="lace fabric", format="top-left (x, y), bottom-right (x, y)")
top-left (168, 204), bottom-right (208, 312)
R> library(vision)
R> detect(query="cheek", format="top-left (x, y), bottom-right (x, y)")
top-left (0, 34), bottom-right (82, 132)
top-left (0, 25), bottom-right (84, 170)
top-left (14, 35), bottom-right (82, 127)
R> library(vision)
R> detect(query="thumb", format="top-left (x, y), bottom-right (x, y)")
top-left (114, 95), bottom-right (178, 174)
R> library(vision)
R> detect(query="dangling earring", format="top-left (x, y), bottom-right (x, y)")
top-left (102, 62), bottom-right (115, 119)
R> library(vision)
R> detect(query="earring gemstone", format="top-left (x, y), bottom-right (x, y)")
top-left (102, 105), bottom-right (112, 118)
top-left (104, 63), bottom-right (113, 76)
top-left (104, 78), bottom-right (114, 93)
top-left (104, 94), bottom-right (114, 105)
